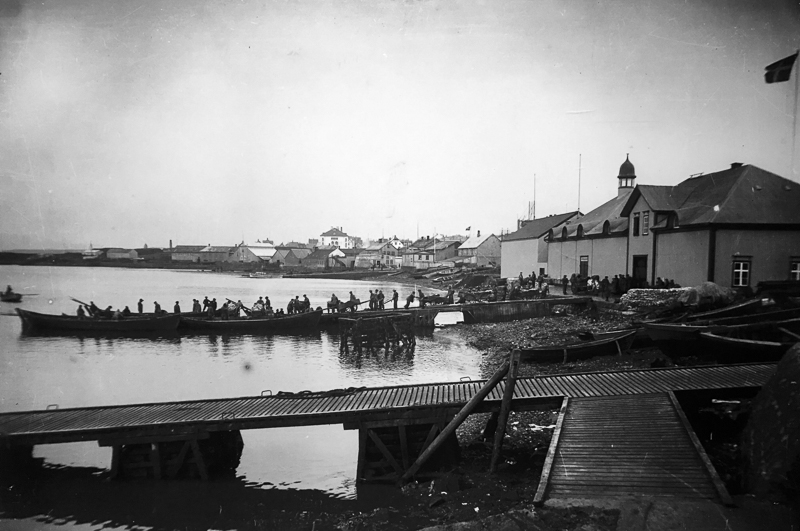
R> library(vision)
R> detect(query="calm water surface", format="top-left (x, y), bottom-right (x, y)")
top-left (0, 265), bottom-right (483, 528)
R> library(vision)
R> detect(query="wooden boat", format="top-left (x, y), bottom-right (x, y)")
top-left (646, 316), bottom-right (800, 359)
top-left (462, 297), bottom-right (589, 324)
top-left (519, 329), bottom-right (637, 364)
top-left (685, 298), bottom-right (762, 321)
top-left (16, 308), bottom-right (181, 332)
top-left (1, 292), bottom-right (22, 303)
top-left (179, 309), bottom-right (322, 332)
top-left (698, 331), bottom-right (794, 363)
top-left (576, 328), bottom-right (652, 349)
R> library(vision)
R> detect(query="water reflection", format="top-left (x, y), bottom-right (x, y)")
top-left (1, 463), bottom-right (369, 531)
top-left (19, 329), bottom-right (182, 343)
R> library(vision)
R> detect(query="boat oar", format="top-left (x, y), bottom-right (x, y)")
top-left (226, 298), bottom-right (252, 315)
top-left (69, 296), bottom-right (91, 307)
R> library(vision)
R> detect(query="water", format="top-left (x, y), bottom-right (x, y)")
top-left (0, 265), bottom-right (482, 528)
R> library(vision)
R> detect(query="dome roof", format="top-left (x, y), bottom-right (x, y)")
top-left (618, 154), bottom-right (636, 178)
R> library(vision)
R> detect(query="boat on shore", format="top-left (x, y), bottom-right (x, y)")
top-left (519, 329), bottom-right (638, 364)
top-left (646, 316), bottom-right (800, 359)
top-left (179, 309), bottom-right (323, 332)
top-left (684, 298), bottom-right (762, 321)
top-left (15, 308), bottom-right (181, 332)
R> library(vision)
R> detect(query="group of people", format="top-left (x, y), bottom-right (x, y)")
top-left (557, 273), bottom-right (681, 301)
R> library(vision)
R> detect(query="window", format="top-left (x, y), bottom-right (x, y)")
top-left (643, 212), bottom-right (649, 235)
top-left (579, 256), bottom-right (589, 277)
top-left (732, 259), bottom-right (751, 287)
top-left (791, 258), bottom-right (800, 281)
top-left (633, 213), bottom-right (640, 236)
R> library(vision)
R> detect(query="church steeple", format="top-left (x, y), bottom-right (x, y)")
top-left (618, 154), bottom-right (636, 197)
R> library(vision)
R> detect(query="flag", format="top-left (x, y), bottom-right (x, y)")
top-left (764, 52), bottom-right (798, 84)
top-left (465, 226), bottom-right (471, 231)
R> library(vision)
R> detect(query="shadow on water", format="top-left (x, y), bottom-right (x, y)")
top-left (1, 463), bottom-right (409, 531)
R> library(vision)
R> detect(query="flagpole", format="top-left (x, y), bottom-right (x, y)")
top-left (793, 49), bottom-right (799, 179)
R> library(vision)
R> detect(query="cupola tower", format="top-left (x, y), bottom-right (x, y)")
top-left (618, 154), bottom-right (636, 197)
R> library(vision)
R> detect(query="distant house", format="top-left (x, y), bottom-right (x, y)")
top-left (500, 212), bottom-right (580, 278)
top-left (319, 227), bottom-right (354, 249)
top-left (402, 237), bottom-right (461, 269)
top-left (135, 247), bottom-right (167, 262)
top-left (304, 247), bottom-right (346, 269)
top-left (171, 245), bottom-right (206, 262)
top-left (82, 244), bottom-right (103, 260)
top-left (355, 240), bottom-right (402, 268)
top-left (457, 232), bottom-right (501, 268)
top-left (106, 248), bottom-right (139, 260)
top-left (228, 243), bottom-right (277, 263)
top-left (199, 245), bottom-right (235, 263)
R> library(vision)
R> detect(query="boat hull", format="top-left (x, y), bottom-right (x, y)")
top-left (462, 297), bottom-right (588, 324)
top-left (16, 308), bottom-right (181, 332)
top-left (180, 310), bottom-right (322, 332)
top-left (698, 332), bottom-right (792, 363)
top-left (1, 293), bottom-right (22, 303)
top-left (519, 330), bottom-right (638, 364)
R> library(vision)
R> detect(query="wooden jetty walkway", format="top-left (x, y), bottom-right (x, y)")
top-left (0, 363), bottom-right (773, 489)
top-left (536, 393), bottom-right (732, 505)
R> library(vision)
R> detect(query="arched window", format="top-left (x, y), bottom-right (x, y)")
top-left (561, 227), bottom-right (569, 240)
top-left (577, 225), bottom-right (584, 238)
top-left (603, 220), bottom-right (610, 235)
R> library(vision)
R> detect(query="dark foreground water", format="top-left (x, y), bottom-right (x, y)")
top-left (0, 265), bottom-right (483, 530)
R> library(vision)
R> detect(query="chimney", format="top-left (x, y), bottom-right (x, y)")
top-left (477, 230), bottom-right (481, 237)
top-left (730, 162), bottom-right (743, 169)
top-left (169, 239), bottom-right (172, 250)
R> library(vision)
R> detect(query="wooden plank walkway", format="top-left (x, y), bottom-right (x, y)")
top-left (541, 393), bottom-right (732, 503)
top-left (0, 363), bottom-right (775, 447)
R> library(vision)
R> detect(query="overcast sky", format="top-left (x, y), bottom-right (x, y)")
top-left (1, 0), bottom-right (798, 250)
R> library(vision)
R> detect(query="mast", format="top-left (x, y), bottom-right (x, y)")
top-left (578, 154), bottom-right (582, 212)
top-left (793, 48), bottom-right (800, 179)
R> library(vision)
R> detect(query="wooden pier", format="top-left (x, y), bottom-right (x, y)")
top-left (0, 363), bottom-right (774, 489)
top-left (318, 296), bottom-right (591, 327)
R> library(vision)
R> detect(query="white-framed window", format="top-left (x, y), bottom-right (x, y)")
top-left (732, 259), bottom-right (751, 287)
top-left (791, 258), bottom-right (800, 281)
top-left (643, 212), bottom-right (649, 235)
top-left (633, 213), bottom-right (640, 236)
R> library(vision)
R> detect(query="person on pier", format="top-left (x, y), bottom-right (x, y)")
top-left (405, 291), bottom-right (415, 309)
top-left (391, 289), bottom-right (399, 309)
top-left (153, 301), bottom-right (161, 314)
top-left (174, 301), bottom-right (181, 314)
top-left (377, 290), bottom-right (385, 310)
top-left (418, 289), bottom-right (426, 308)
top-left (122, 306), bottom-right (131, 316)
top-left (137, 298), bottom-right (144, 314)
top-left (368, 290), bottom-right (376, 310)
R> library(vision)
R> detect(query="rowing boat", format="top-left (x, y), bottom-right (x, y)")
top-left (15, 308), bottom-right (181, 332)
top-left (518, 329), bottom-right (637, 364)
top-left (179, 309), bottom-right (322, 332)
top-left (1, 292), bottom-right (22, 303)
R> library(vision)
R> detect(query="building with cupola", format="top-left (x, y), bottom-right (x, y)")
top-left (546, 155), bottom-right (800, 289)
top-left (546, 155), bottom-right (637, 280)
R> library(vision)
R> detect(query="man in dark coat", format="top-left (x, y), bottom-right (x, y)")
top-left (392, 290), bottom-right (399, 309)
top-left (137, 298), bottom-right (144, 314)
top-left (174, 301), bottom-right (181, 314)
top-left (561, 275), bottom-right (568, 295)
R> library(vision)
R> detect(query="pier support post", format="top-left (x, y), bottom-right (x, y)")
top-left (490, 349), bottom-right (521, 472)
top-left (99, 430), bottom-right (244, 480)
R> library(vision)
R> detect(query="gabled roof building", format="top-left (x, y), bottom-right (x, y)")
top-left (546, 157), bottom-right (800, 288)
top-left (500, 211), bottom-right (580, 278)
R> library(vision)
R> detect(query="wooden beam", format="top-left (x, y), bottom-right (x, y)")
top-left (109, 445), bottom-right (121, 479)
top-left (150, 443), bottom-right (162, 480)
top-left (398, 425), bottom-right (410, 471)
top-left (98, 431), bottom-right (209, 447)
top-left (166, 440), bottom-right (192, 478)
top-left (367, 429), bottom-right (404, 477)
top-left (190, 439), bottom-right (209, 481)
top-left (668, 391), bottom-right (735, 507)
top-left (533, 396), bottom-right (569, 506)
top-left (400, 360), bottom-right (510, 482)
top-left (490, 350), bottom-right (521, 473)
top-left (356, 427), bottom-right (368, 481)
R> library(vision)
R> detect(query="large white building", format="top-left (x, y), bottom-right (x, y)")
top-left (319, 227), bottom-right (354, 249)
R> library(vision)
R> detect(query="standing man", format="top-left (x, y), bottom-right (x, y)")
top-left (392, 289), bottom-right (399, 309)
top-left (137, 298), bottom-right (144, 314)
top-left (174, 301), bottom-right (181, 314)
top-left (404, 291), bottom-right (415, 309)
top-left (418, 289), bottom-right (426, 308)
top-left (154, 301), bottom-right (161, 314)
top-left (377, 290), bottom-right (385, 310)
top-left (202, 296), bottom-right (210, 313)
top-left (561, 275), bottom-right (568, 295)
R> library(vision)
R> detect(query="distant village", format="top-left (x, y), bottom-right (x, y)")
top-left (6, 156), bottom-right (800, 290)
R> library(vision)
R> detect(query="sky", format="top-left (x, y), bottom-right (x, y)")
top-left (0, 0), bottom-right (798, 250)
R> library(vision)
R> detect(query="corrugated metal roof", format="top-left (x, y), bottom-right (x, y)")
top-left (459, 233), bottom-right (496, 250)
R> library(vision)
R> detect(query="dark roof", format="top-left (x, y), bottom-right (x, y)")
top-left (618, 154), bottom-right (636, 178)
top-left (320, 228), bottom-right (348, 237)
top-left (503, 212), bottom-right (581, 242)
top-left (172, 245), bottom-right (205, 253)
top-left (622, 164), bottom-right (800, 226)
